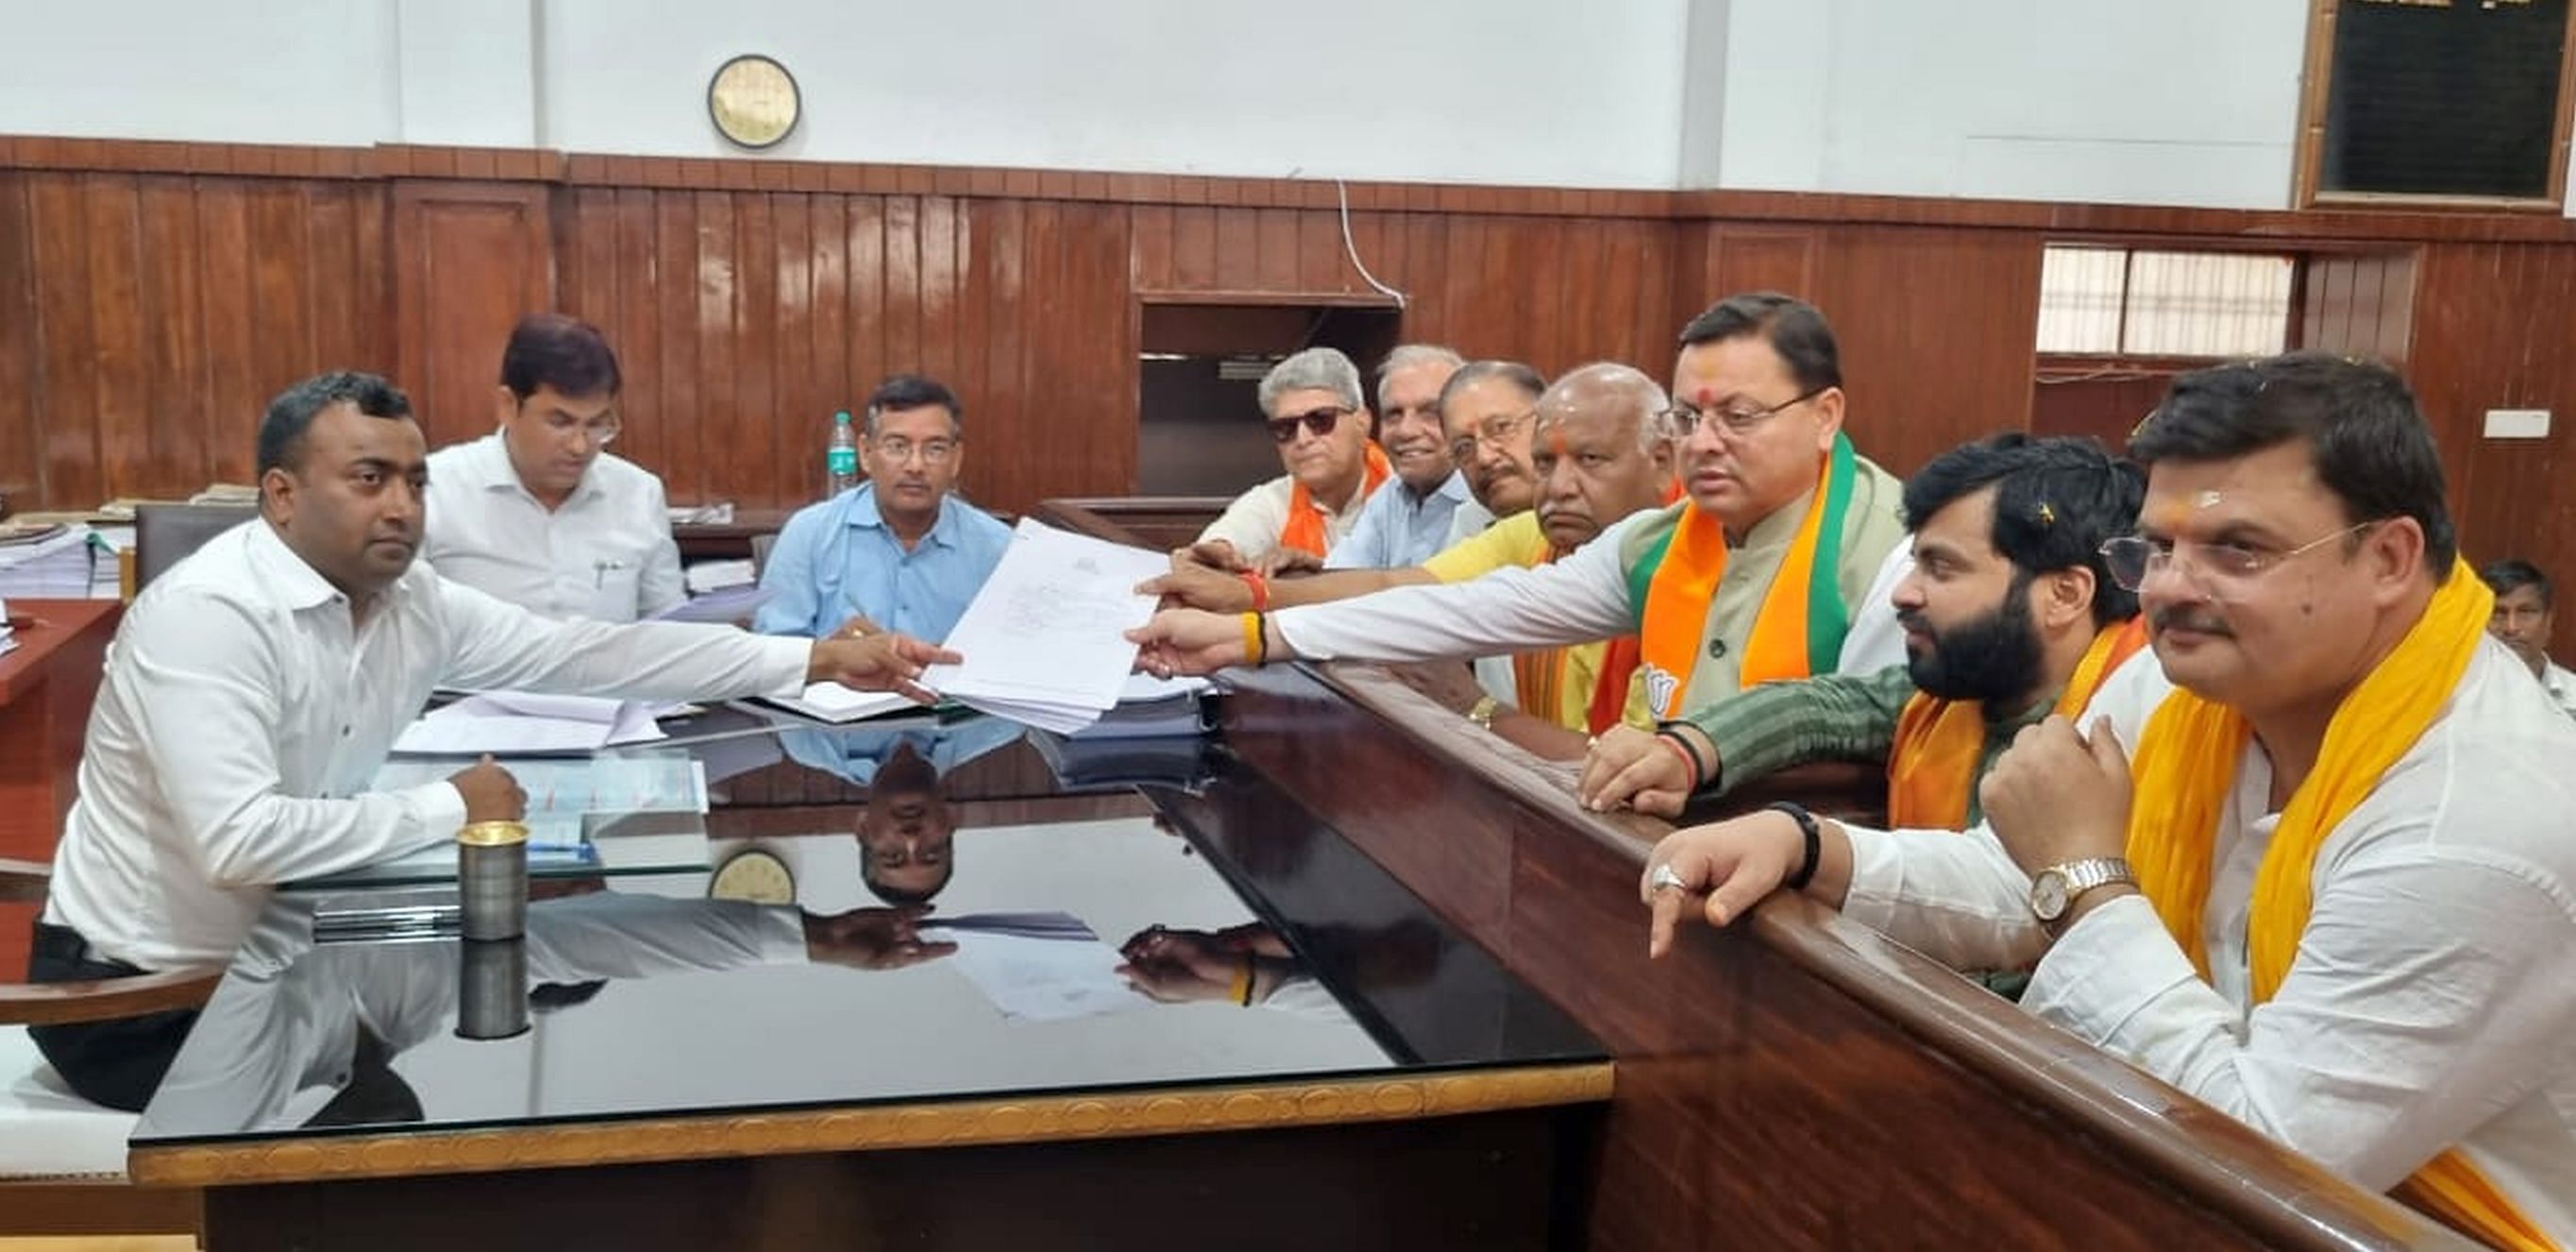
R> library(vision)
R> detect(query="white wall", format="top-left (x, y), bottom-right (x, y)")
top-left (2, 0), bottom-right (2319, 209)
top-left (1703, 0), bottom-right (2311, 209)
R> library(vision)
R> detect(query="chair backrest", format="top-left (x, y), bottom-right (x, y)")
top-left (749, 532), bottom-right (778, 582)
top-left (134, 503), bottom-right (258, 591)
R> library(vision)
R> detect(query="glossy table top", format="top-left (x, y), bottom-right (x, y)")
top-left (135, 710), bottom-right (1603, 1148)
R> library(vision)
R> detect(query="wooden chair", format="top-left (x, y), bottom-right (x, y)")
top-left (0, 857), bottom-right (214, 1237)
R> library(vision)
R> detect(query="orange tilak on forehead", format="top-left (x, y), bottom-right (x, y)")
top-left (2145, 490), bottom-right (2226, 532)
top-left (1692, 384), bottom-right (1720, 407)
top-left (1545, 428), bottom-right (1571, 458)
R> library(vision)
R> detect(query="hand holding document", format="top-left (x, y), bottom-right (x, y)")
top-left (919, 519), bottom-right (1170, 733)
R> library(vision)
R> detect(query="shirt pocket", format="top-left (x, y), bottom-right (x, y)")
top-left (583, 560), bottom-right (644, 621)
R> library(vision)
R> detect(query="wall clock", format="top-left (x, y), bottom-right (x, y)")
top-left (707, 54), bottom-right (800, 150)
top-left (710, 847), bottom-right (796, 904)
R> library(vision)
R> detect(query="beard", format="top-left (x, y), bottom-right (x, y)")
top-left (1903, 575), bottom-right (2046, 703)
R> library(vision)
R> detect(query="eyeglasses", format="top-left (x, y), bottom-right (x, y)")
top-left (871, 436), bottom-right (958, 465)
top-left (1663, 386), bottom-right (1827, 438)
top-left (1445, 410), bottom-right (1535, 465)
top-left (1267, 406), bottom-right (1349, 444)
top-left (2097, 520), bottom-right (2379, 593)
top-left (541, 413), bottom-right (622, 448)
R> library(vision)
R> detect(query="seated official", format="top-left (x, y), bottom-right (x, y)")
top-left (421, 313), bottom-right (682, 621)
top-left (1642, 355), bottom-right (2576, 1244)
top-left (2480, 558), bottom-right (2576, 719)
top-left (755, 374), bottom-right (1010, 643)
top-left (779, 717), bottom-right (1029, 905)
top-left (1582, 434), bottom-right (2146, 821)
top-left (30, 371), bottom-right (952, 1112)
top-left (1325, 345), bottom-right (1470, 569)
top-left (1135, 293), bottom-right (1911, 724)
top-left (1193, 347), bottom-right (1391, 567)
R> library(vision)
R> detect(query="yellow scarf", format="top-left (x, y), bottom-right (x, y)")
top-left (2125, 560), bottom-right (2551, 1250)
top-left (1886, 617), bottom-right (2147, 830)
top-left (1281, 443), bottom-right (1391, 560)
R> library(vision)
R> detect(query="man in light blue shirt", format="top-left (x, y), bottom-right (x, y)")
top-left (1324, 345), bottom-right (1468, 570)
top-left (755, 375), bottom-right (1010, 643)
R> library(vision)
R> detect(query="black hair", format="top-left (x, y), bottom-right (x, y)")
top-left (499, 313), bottom-right (622, 401)
top-left (1675, 292), bottom-right (1842, 393)
top-left (255, 370), bottom-right (413, 479)
top-left (1436, 359), bottom-right (1545, 414)
top-left (865, 374), bottom-right (964, 436)
top-left (2130, 353), bottom-right (2457, 576)
top-left (1903, 433), bottom-right (2146, 627)
top-left (2481, 558), bottom-right (2553, 610)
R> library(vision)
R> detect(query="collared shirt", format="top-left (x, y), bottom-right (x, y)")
top-left (1684, 663), bottom-right (2060, 825)
top-left (1839, 642), bottom-right (2576, 1234)
top-left (420, 433), bottom-right (684, 622)
top-left (42, 521), bottom-right (814, 970)
top-left (1196, 474), bottom-right (1374, 565)
top-left (2542, 661), bottom-right (2576, 720)
top-left (777, 717), bottom-right (1029, 787)
top-left (1272, 482), bottom-right (1911, 705)
top-left (752, 483), bottom-right (1012, 643)
top-left (1324, 470), bottom-right (1475, 570)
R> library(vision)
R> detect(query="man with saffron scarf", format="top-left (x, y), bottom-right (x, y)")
top-left (1130, 294), bottom-right (1911, 724)
top-left (1638, 355), bottom-right (2576, 1246)
top-left (1193, 347), bottom-right (1392, 567)
top-left (1578, 433), bottom-right (2147, 821)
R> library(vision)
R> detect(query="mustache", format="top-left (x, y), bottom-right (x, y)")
top-left (2150, 604), bottom-right (2232, 636)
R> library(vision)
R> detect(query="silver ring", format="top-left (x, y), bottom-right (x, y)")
top-left (1649, 863), bottom-right (1687, 893)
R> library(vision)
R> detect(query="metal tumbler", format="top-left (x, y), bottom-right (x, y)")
top-left (457, 820), bottom-right (530, 941)
top-left (455, 937), bottom-right (530, 1041)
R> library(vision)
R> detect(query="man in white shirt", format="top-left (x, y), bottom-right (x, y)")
top-left (2479, 557), bottom-right (2576, 719)
top-left (1638, 355), bottom-right (2576, 1242)
top-left (1325, 345), bottom-right (1468, 570)
top-left (31, 370), bottom-right (955, 1111)
top-left (421, 313), bottom-right (683, 621)
top-left (1192, 347), bottom-right (1391, 567)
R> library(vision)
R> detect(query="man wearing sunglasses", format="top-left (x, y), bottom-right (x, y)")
top-left (1133, 293), bottom-right (1910, 729)
top-left (1325, 345), bottom-right (1469, 570)
top-left (1193, 347), bottom-right (1392, 568)
top-left (1635, 355), bottom-right (2576, 1245)
top-left (421, 313), bottom-right (684, 621)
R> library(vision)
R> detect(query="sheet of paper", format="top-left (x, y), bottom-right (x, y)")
top-left (755, 682), bottom-right (920, 723)
top-left (944, 929), bottom-right (1150, 1024)
top-left (921, 911), bottom-right (1098, 940)
top-left (920, 519), bottom-right (1170, 731)
top-left (652, 584), bottom-right (776, 623)
top-left (393, 703), bottom-right (611, 754)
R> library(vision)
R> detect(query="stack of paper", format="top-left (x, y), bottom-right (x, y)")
top-left (1067, 673), bottom-right (1213, 741)
top-left (919, 518), bottom-right (1170, 734)
top-left (0, 524), bottom-right (97, 598)
top-left (751, 681), bottom-right (920, 724)
top-left (392, 692), bottom-right (670, 755)
top-left (652, 584), bottom-right (774, 624)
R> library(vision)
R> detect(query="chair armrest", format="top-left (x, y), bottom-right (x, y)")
top-left (0, 857), bottom-right (49, 905)
top-left (0, 969), bottom-right (225, 1026)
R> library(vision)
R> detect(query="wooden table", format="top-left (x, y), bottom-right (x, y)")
top-left (0, 599), bottom-right (117, 977)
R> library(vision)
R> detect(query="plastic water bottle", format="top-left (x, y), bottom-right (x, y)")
top-left (826, 410), bottom-right (860, 496)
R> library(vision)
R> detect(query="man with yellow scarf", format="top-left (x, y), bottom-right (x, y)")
top-left (1636, 354), bottom-right (2576, 1248)
top-left (1128, 294), bottom-right (1912, 722)
top-left (1578, 433), bottom-right (2147, 824)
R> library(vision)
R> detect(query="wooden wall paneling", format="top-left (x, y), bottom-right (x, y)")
top-left (952, 196), bottom-right (992, 505)
top-left (1815, 225), bottom-right (2042, 476)
top-left (1212, 205), bottom-right (1257, 292)
top-left (0, 172), bottom-right (39, 506)
top-left (389, 180), bottom-right (554, 451)
top-left (691, 191), bottom-right (742, 507)
top-left (27, 174), bottom-right (100, 508)
top-left (970, 196), bottom-right (1027, 514)
top-left (1438, 215), bottom-right (1494, 362)
top-left (1554, 217), bottom-right (1610, 378)
top-left (246, 182), bottom-right (317, 444)
top-left (771, 192), bottom-right (817, 510)
top-left (195, 180), bottom-right (260, 487)
top-left (920, 195), bottom-right (964, 396)
top-left (847, 195), bottom-right (888, 425)
top-left (808, 192), bottom-right (852, 439)
top-left (82, 175), bottom-right (153, 500)
top-left (304, 182), bottom-right (384, 384)
top-left (1129, 203), bottom-right (1173, 292)
top-left (1622, 216), bottom-right (1677, 373)
top-left (1171, 205), bottom-right (1219, 291)
top-left (734, 190), bottom-right (781, 509)
top-left (1296, 208), bottom-right (1345, 296)
top-left (603, 190), bottom-right (664, 482)
top-left (882, 195), bottom-right (922, 375)
top-left (1254, 206), bottom-right (1298, 292)
top-left (650, 191), bottom-right (703, 506)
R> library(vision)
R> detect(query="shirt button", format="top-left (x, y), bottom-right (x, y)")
top-left (341, 725), bottom-right (353, 737)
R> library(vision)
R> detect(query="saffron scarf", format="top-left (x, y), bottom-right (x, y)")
top-left (1630, 433), bottom-right (1857, 719)
top-left (2124, 560), bottom-right (2551, 1250)
top-left (1886, 617), bottom-right (2148, 830)
top-left (1279, 443), bottom-right (1392, 560)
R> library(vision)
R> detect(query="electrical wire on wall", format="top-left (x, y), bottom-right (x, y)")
top-left (1337, 179), bottom-right (1408, 309)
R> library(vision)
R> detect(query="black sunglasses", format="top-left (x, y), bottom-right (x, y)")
top-left (1267, 406), bottom-right (1349, 444)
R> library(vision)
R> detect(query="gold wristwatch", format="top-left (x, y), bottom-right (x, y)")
top-left (2029, 856), bottom-right (2136, 926)
top-left (1466, 696), bottom-right (1500, 729)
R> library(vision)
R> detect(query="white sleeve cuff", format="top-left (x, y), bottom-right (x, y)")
top-left (2021, 892), bottom-right (2203, 1046)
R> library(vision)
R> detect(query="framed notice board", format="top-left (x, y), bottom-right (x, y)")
top-left (2298, 0), bottom-right (2576, 208)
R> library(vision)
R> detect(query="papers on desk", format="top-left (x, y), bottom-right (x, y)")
top-left (393, 692), bottom-right (680, 755)
top-left (752, 682), bottom-right (922, 724)
top-left (371, 753), bottom-right (709, 847)
top-left (919, 518), bottom-right (1170, 734)
top-left (0, 524), bottom-right (99, 599)
top-left (936, 914), bottom-right (1150, 1023)
top-left (651, 584), bottom-right (774, 624)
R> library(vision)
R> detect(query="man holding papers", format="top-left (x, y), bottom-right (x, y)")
top-left (31, 371), bottom-right (956, 1112)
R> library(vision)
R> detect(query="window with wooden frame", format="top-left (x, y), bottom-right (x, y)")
top-left (2296, 0), bottom-right (2576, 210)
top-left (2035, 246), bottom-right (2298, 360)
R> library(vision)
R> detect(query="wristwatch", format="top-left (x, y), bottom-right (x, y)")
top-left (2029, 856), bottom-right (2136, 925)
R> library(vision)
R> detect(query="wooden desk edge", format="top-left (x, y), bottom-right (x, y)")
top-left (0, 599), bottom-right (120, 704)
top-left (126, 1060), bottom-right (1612, 1187)
top-left (1294, 661), bottom-right (2454, 1250)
